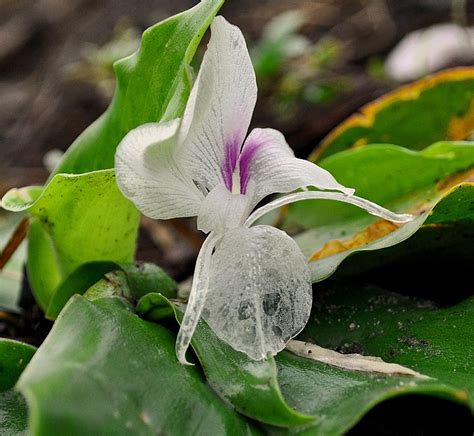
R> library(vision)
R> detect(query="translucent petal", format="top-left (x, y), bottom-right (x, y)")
top-left (177, 16), bottom-right (258, 191)
top-left (176, 232), bottom-right (220, 365)
top-left (197, 183), bottom-right (254, 234)
top-left (245, 191), bottom-right (414, 228)
top-left (115, 120), bottom-right (204, 219)
top-left (202, 225), bottom-right (312, 360)
top-left (240, 128), bottom-right (354, 205)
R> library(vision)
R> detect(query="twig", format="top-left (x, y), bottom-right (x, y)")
top-left (0, 311), bottom-right (20, 325)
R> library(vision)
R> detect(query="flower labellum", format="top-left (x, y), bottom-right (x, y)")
top-left (115, 16), bottom-right (413, 364)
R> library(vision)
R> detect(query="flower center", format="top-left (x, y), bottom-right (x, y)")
top-left (222, 138), bottom-right (240, 193)
top-left (222, 137), bottom-right (264, 195)
top-left (231, 169), bottom-right (241, 195)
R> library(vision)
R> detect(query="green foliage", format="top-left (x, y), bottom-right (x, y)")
top-left (136, 292), bottom-right (473, 435)
top-left (289, 142), bottom-right (474, 229)
top-left (0, 213), bottom-right (27, 312)
top-left (136, 293), bottom-right (314, 427)
top-left (319, 183), bottom-right (474, 281)
top-left (313, 68), bottom-right (474, 160)
top-left (46, 261), bottom-right (177, 319)
top-left (302, 285), bottom-right (474, 400)
top-left (44, 261), bottom-right (122, 319)
top-left (275, 348), bottom-right (468, 435)
top-left (290, 283), bottom-right (474, 434)
top-left (17, 296), bottom-right (258, 435)
top-left (3, 171), bottom-right (139, 310)
top-left (286, 142), bottom-right (474, 281)
top-left (0, 340), bottom-right (36, 435)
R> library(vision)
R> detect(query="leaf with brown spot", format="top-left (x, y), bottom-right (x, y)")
top-left (311, 68), bottom-right (474, 161)
top-left (309, 220), bottom-right (399, 262)
top-left (285, 142), bottom-right (474, 282)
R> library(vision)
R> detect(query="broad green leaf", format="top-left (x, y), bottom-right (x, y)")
top-left (290, 142), bottom-right (474, 229)
top-left (26, 222), bottom-right (62, 310)
top-left (0, 340), bottom-right (36, 391)
top-left (2, 171), bottom-right (139, 310)
top-left (312, 68), bottom-right (474, 161)
top-left (54, 0), bottom-right (223, 175)
top-left (46, 261), bottom-right (177, 319)
top-left (45, 261), bottom-right (121, 319)
top-left (279, 283), bottom-right (474, 434)
top-left (17, 296), bottom-right (258, 435)
top-left (79, 263), bottom-right (178, 305)
top-left (136, 293), bottom-right (314, 427)
top-left (120, 263), bottom-right (178, 300)
top-left (134, 293), bottom-right (471, 435)
top-left (0, 213), bottom-right (28, 312)
top-left (275, 349), bottom-right (469, 435)
top-left (0, 339), bottom-right (36, 435)
top-left (0, 188), bottom-right (42, 213)
top-left (284, 142), bottom-right (474, 281)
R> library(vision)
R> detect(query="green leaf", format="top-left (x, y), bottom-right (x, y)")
top-left (134, 292), bottom-right (472, 435)
top-left (0, 339), bottom-right (36, 435)
top-left (312, 68), bottom-right (474, 161)
top-left (275, 349), bottom-right (469, 435)
top-left (45, 261), bottom-right (121, 319)
top-left (278, 283), bottom-right (474, 434)
top-left (46, 261), bottom-right (178, 319)
top-left (17, 296), bottom-right (258, 435)
top-left (3, 171), bottom-right (139, 310)
top-left (26, 221), bottom-right (62, 310)
top-left (0, 340), bottom-right (36, 391)
top-left (290, 142), bottom-right (474, 229)
top-left (136, 293), bottom-right (314, 428)
top-left (54, 0), bottom-right (223, 175)
top-left (302, 284), bottom-right (474, 396)
top-left (284, 142), bottom-right (474, 281)
top-left (120, 263), bottom-right (178, 300)
top-left (0, 188), bottom-right (42, 213)
top-left (0, 212), bottom-right (27, 312)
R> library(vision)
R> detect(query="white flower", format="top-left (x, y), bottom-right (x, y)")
top-left (115, 16), bottom-right (413, 363)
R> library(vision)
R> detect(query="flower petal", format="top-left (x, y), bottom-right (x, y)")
top-left (202, 225), bottom-right (312, 360)
top-left (245, 191), bottom-right (414, 228)
top-left (176, 232), bottom-right (220, 365)
top-left (197, 183), bottom-right (254, 234)
top-left (115, 120), bottom-right (204, 219)
top-left (177, 16), bottom-right (258, 191)
top-left (240, 128), bottom-right (354, 204)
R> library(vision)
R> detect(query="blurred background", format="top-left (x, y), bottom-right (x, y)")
top-left (1, 0), bottom-right (474, 281)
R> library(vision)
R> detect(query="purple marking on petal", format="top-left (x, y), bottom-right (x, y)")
top-left (222, 137), bottom-right (241, 192)
top-left (239, 139), bottom-right (265, 194)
